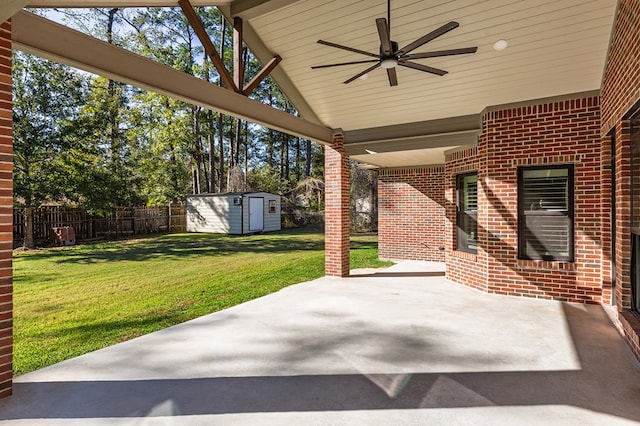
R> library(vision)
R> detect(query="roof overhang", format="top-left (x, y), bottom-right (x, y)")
top-left (3, 0), bottom-right (619, 170)
top-left (12, 10), bottom-right (333, 144)
top-left (22, 0), bottom-right (323, 127)
top-left (1, 0), bottom-right (30, 23)
top-left (345, 114), bottom-right (480, 168)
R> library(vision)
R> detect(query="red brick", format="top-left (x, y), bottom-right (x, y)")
top-left (0, 23), bottom-right (11, 398)
top-left (324, 133), bottom-right (350, 277)
top-left (377, 166), bottom-right (446, 262)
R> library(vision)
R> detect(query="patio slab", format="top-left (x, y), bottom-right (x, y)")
top-left (1, 261), bottom-right (639, 425)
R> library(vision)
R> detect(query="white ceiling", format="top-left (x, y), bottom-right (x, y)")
top-left (21, 0), bottom-right (618, 168)
top-left (248, 0), bottom-right (616, 131)
top-left (350, 146), bottom-right (451, 169)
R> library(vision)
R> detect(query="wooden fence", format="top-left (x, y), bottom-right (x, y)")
top-left (13, 205), bottom-right (186, 247)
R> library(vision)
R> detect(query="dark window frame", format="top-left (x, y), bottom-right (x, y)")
top-left (517, 164), bottom-right (574, 262)
top-left (456, 172), bottom-right (478, 254)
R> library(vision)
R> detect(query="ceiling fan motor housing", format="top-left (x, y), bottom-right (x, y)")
top-left (312, 7), bottom-right (477, 86)
top-left (381, 41), bottom-right (399, 59)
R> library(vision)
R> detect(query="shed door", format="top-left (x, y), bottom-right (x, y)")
top-left (249, 197), bottom-right (264, 231)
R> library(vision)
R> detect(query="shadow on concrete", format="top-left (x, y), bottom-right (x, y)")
top-left (1, 302), bottom-right (639, 422)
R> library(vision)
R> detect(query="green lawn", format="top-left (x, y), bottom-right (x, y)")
top-left (13, 228), bottom-right (392, 375)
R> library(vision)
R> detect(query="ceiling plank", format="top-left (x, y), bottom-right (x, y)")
top-left (12, 10), bottom-right (333, 144)
top-left (248, 0), bottom-right (615, 131)
top-left (1, 0), bottom-right (30, 23)
top-left (178, 0), bottom-right (238, 92)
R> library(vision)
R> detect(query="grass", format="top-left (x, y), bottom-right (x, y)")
top-left (13, 228), bottom-right (393, 375)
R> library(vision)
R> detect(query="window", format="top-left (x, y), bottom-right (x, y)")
top-left (518, 165), bottom-right (574, 261)
top-left (456, 173), bottom-right (478, 253)
top-left (269, 199), bottom-right (277, 213)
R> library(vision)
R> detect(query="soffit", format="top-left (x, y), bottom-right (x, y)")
top-left (350, 146), bottom-right (451, 169)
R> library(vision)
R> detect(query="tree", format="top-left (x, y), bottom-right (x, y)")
top-left (126, 92), bottom-right (191, 204)
top-left (350, 162), bottom-right (378, 232)
top-left (14, 6), bottom-right (328, 236)
top-left (13, 52), bottom-right (87, 247)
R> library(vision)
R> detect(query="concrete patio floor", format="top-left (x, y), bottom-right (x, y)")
top-left (1, 261), bottom-right (640, 425)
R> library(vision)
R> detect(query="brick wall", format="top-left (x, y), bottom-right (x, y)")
top-left (614, 122), bottom-right (631, 309)
top-left (378, 166), bottom-right (446, 262)
top-left (444, 96), bottom-right (603, 304)
top-left (324, 132), bottom-right (350, 277)
top-left (445, 146), bottom-right (487, 291)
top-left (599, 0), bottom-right (640, 359)
top-left (601, 0), bottom-right (640, 132)
top-left (0, 20), bottom-right (11, 398)
top-left (483, 97), bottom-right (603, 303)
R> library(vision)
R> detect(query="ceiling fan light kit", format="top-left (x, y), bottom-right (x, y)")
top-left (380, 58), bottom-right (398, 69)
top-left (311, 0), bottom-right (478, 87)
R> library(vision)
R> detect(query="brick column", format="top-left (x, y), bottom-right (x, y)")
top-left (0, 21), bottom-right (12, 398)
top-left (324, 131), bottom-right (350, 277)
top-left (600, 132), bottom-right (614, 305)
top-left (615, 121), bottom-right (631, 309)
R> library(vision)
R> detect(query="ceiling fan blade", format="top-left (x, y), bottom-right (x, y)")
top-left (401, 46), bottom-right (477, 60)
top-left (311, 59), bottom-right (380, 69)
top-left (396, 21), bottom-right (460, 55)
top-left (344, 62), bottom-right (381, 84)
top-left (386, 67), bottom-right (398, 86)
top-left (375, 18), bottom-right (393, 56)
top-left (399, 60), bottom-right (448, 76)
top-left (317, 40), bottom-right (379, 58)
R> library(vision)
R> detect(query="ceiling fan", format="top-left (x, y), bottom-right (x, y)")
top-left (311, 0), bottom-right (477, 86)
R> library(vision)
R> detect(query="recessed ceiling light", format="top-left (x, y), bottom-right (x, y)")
top-left (493, 39), bottom-right (508, 51)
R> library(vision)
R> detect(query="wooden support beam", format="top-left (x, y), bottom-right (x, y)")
top-left (178, 0), bottom-right (238, 93)
top-left (217, 4), bottom-right (321, 124)
top-left (233, 15), bottom-right (282, 97)
top-left (0, 0), bottom-right (29, 23)
top-left (233, 16), bottom-right (244, 90)
top-left (243, 54), bottom-right (282, 96)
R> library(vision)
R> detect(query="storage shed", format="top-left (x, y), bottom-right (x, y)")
top-left (186, 192), bottom-right (281, 234)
